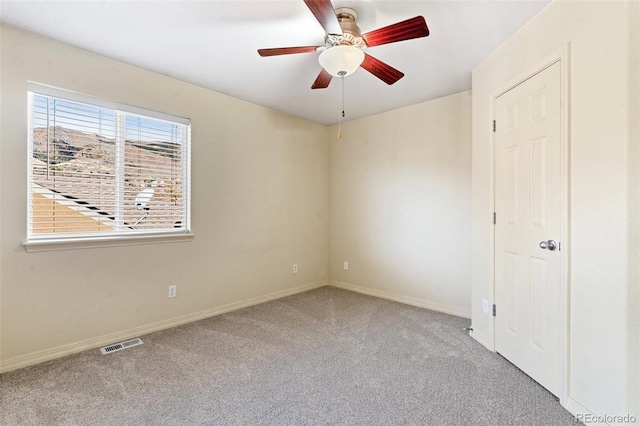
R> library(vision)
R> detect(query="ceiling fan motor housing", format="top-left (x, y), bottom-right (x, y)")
top-left (336, 8), bottom-right (361, 36)
top-left (332, 8), bottom-right (366, 48)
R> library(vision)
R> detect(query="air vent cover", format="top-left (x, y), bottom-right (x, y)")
top-left (100, 338), bottom-right (143, 355)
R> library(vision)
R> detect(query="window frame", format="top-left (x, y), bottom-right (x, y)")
top-left (24, 83), bottom-right (193, 252)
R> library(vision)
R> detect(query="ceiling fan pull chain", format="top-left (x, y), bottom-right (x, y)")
top-left (338, 73), bottom-right (345, 138)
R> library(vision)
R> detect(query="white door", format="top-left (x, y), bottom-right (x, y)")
top-left (494, 61), bottom-right (562, 396)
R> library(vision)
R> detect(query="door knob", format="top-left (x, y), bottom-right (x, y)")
top-left (539, 240), bottom-right (557, 251)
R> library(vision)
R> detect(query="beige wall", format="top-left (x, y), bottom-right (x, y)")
top-left (0, 25), bottom-right (329, 370)
top-left (329, 91), bottom-right (472, 317)
top-left (628, 0), bottom-right (640, 415)
top-left (471, 0), bottom-right (638, 419)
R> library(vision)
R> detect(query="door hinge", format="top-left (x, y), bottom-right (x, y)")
top-left (492, 120), bottom-right (496, 132)
top-left (493, 212), bottom-right (496, 225)
top-left (492, 304), bottom-right (497, 317)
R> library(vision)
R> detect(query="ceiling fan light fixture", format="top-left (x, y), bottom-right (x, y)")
top-left (318, 45), bottom-right (365, 77)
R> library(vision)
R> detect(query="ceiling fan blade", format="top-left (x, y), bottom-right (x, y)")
top-left (311, 68), bottom-right (332, 89)
top-left (304, 0), bottom-right (342, 35)
top-left (360, 54), bottom-right (404, 85)
top-left (258, 46), bottom-right (319, 57)
top-left (362, 16), bottom-right (429, 47)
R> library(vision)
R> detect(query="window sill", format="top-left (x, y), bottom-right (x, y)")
top-left (23, 233), bottom-right (195, 253)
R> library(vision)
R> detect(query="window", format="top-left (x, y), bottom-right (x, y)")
top-left (27, 84), bottom-right (191, 248)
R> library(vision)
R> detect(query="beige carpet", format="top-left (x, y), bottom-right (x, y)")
top-left (0, 286), bottom-right (577, 425)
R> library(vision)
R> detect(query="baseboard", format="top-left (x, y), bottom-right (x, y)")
top-left (329, 280), bottom-right (471, 319)
top-left (563, 396), bottom-right (605, 425)
top-left (0, 280), bottom-right (328, 374)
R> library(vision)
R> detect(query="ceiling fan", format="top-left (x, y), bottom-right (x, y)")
top-left (258, 0), bottom-right (429, 89)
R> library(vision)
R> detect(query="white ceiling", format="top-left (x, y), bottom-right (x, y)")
top-left (1, 0), bottom-right (550, 126)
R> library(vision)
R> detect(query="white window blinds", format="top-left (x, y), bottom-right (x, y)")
top-left (28, 85), bottom-right (190, 241)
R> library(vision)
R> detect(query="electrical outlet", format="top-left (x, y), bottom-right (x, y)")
top-left (343, 261), bottom-right (349, 271)
top-left (169, 285), bottom-right (177, 298)
top-left (482, 299), bottom-right (489, 314)
top-left (293, 264), bottom-right (298, 274)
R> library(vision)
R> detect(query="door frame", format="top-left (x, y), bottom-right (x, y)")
top-left (489, 44), bottom-right (571, 405)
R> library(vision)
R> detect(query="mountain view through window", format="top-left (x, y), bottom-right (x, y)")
top-left (29, 92), bottom-right (190, 239)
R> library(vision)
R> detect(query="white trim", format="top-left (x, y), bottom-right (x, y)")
top-left (183, 125), bottom-right (191, 231)
top-left (23, 232), bottom-right (195, 252)
top-left (558, 44), bottom-right (572, 411)
top-left (564, 397), bottom-right (606, 426)
top-left (27, 82), bottom-right (190, 125)
top-left (487, 44), bottom-right (571, 406)
top-left (0, 280), bottom-right (329, 373)
top-left (27, 91), bottom-right (35, 237)
top-left (26, 86), bottom-right (192, 244)
top-left (329, 280), bottom-right (471, 319)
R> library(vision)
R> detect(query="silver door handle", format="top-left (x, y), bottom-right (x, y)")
top-left (539, 240), bottom-right (557, 251)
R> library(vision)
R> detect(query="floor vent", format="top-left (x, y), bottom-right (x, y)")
top-left (100, 338), bottom-right (143, 355)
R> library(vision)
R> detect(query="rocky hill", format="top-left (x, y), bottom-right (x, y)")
top-left (32, 126), bottom-right (183, 230)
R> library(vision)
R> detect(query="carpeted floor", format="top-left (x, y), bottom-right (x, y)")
top-left (0, 286), bottom-right (577, 425)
